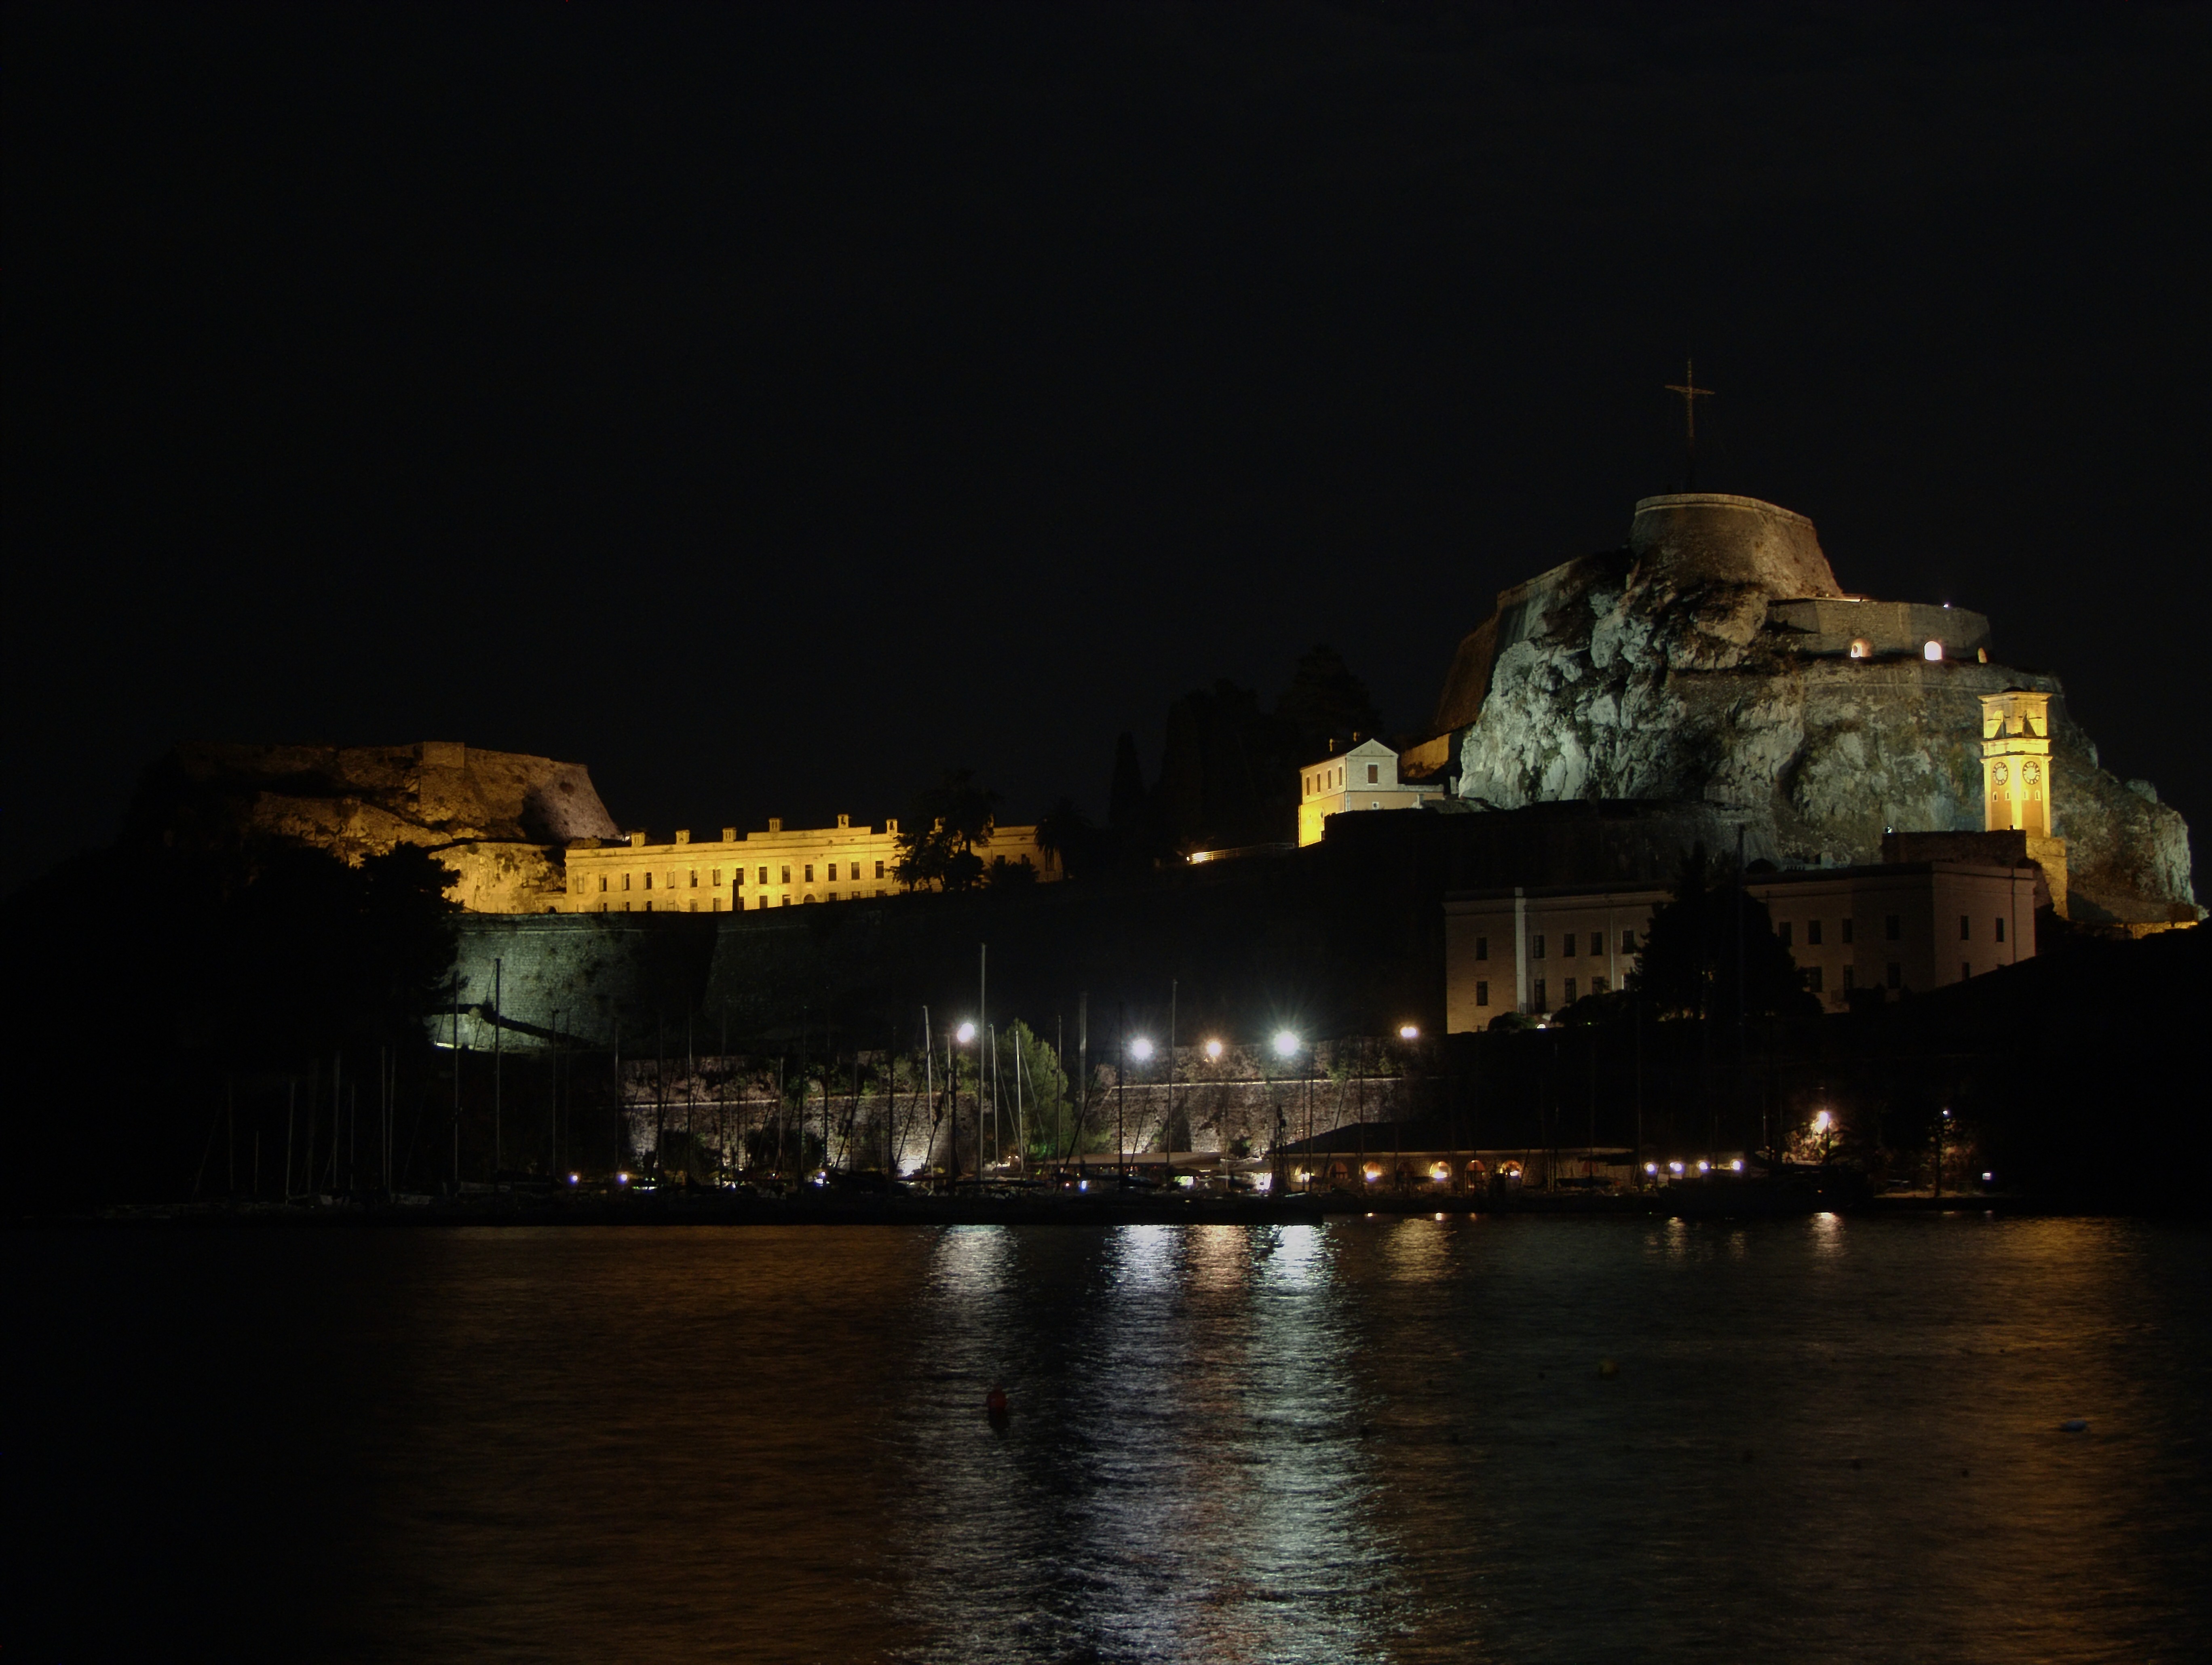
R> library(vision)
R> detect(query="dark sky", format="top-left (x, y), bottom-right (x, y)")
top-left (7, 2), bottom-right (2208, 886)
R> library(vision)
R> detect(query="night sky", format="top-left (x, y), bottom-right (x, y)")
top-left (7, 2), bottom-right (2208, 887)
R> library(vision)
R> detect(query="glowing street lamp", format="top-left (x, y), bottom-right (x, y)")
top-left (1204, 1039), bottom-right (1224, 1060)
top-left (1398, 1024), bottom-right (1420, 1041)
top-left (1129, 1037), bottom-right (1154, 1062)
top-left (956, 1021), bottom-right (977, 1044)
top-left (1272, 1030), bottom-right (1301, 1059)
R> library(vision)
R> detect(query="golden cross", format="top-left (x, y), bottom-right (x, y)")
top-left (1664, 357), bottom-right (1715, 489)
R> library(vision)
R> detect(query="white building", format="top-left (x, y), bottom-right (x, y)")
top-left (1443, 859), bottom-right (2041, 1031)
top-left (1297, 739), bottom-right (1446, 847)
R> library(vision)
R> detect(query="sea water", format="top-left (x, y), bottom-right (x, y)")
top-left (11, 1216), bottom-right (2208, 1662)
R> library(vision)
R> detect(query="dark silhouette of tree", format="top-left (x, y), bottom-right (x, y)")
top-left (893, 769), bottom-right (1001, 892)
top-left (1275, 644), bottom-right (1382, 761)
top-left (1034, 796), bottom-right (1104, 879)
top-left (1152, 679), bottom-right (1287, 852)
top-left (1629, 845), bottom-right (1819, 1021)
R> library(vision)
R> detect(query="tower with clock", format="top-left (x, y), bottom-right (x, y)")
top-left (1980, 689), bottom-right (2055, 839)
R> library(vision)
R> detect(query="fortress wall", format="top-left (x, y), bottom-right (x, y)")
top-left (1629, 493), bottom-right (1843, 599)
top-left (448, 840), bottom-right (1457, 1056)
top-left (1766, 599), bottom-right (1992, 658)
top-left (445, 914), bottom-right (720, 1051)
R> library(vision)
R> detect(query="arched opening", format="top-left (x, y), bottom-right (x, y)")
top-left (1848, 638), bottom-right (1872, 660)
top-left (1923, 640), bottom-right (1944, 662)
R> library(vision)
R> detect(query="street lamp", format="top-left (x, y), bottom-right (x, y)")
top-left (1398, 1024), bottom-right (1420, 1041)
top-left (956, 1021), bottom-right (976, 1044)
top-left (1130, 1037), bottom-right (1154, 1062)
top-left (1269, 1031), bottom-right (1303, 1191)
top-left (1204, 1039), bottom-right (1223, 1060)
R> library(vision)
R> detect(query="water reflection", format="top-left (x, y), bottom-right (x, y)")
top-left (11, 1218), bottom-right (2209, 1664)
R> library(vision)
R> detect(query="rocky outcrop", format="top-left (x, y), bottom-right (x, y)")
top-left (1448, 494), bottom-right (2196, 923)
top-left (125, 741), bottom-right (621, 912)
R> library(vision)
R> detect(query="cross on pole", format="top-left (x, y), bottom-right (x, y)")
top-left (1664, 357), bottom-right (1716, 490)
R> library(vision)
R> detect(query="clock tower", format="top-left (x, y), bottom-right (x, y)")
top-left (1981, 689), bottom-right (2069, 915)
top-left (1980, 690), bottom-right (2053, 837)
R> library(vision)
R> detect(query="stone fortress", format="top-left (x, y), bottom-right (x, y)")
top-left (131, 485), bottom-right (2194, 1075)
top-left (1388, 491), bottom-right (2195, 929)
top-left (129, 739), bottom-right (1059, 914)
top-left (130, 740), bottom-right (621, 911)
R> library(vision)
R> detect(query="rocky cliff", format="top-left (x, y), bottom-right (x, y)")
top-left (126, 741), bottom-right (621, 912)
top-left (1445, 494), bottom-right (2196, 925)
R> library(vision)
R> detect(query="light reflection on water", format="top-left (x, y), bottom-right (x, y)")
top-left (12, 1216), bottom-right (2210, 1663)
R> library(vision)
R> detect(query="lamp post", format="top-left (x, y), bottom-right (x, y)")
top-left (1272, 1030), bottom-right (1300, 1194)
top-left (956, 1021), bottom-right (977, 1189)
top-left (1116, 1005), bottom-right (1127, 1188)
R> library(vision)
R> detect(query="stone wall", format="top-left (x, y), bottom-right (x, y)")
top-left (611, 1043), bottom-right (1428, 1174)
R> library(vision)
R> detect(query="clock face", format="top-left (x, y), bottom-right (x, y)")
top-left (2023, 761), bottom-right (2041, 786)
top-left (1992, 763), bottom-right (2009, 785)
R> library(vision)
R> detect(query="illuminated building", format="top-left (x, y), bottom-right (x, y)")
top-left (1296, 739), bottom-right (1445, 848)
top-left (556, 816), bottom-right (1059, 911)
top-left (1980, 689), bottom-right (2069, 913)
top-left (1442, 858), bottom-right (2041, 1031)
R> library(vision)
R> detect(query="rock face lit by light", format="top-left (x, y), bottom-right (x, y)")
top-left (1432, 491), bottom-right (2195, 921)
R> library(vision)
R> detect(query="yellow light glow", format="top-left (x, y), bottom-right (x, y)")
top-left (1399, 1024), bottom-right (1420, 1040)
top-left (1204, 1039), bottom-right (1224, 1060)
top-left (1923, 640), bottom-right (1944, 662)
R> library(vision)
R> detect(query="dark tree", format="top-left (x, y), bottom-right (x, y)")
top-left (1033, 795), bottom-right (1105, 879)
top-left (1629, 845), bottom-right (1820, 1021)
top-left (1275, 644), bottom-right (1383, 761)
top-left (1151, 679), bottom-right (1290, 852)
top-left (893, 769), bottom-right (1002, 892)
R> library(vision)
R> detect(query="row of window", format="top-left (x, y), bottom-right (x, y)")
top-left (1469, 930), bottom-right (1639, 962)
top-left (582, 860), bottom-right (889, 894)
top-left (1470, 974), bottom-right (1616, 1008)
top-left (1474, 950), bottom-right (1987, 1016)
top-left (1777, 914), bottom-right (2006, 949)
top-left (1477, 911), bottom-right (2008, 968)
top-left (1776, 919), bottom-right (1851, 948)
top-left (1304, 763), bottom-right (1381, 795)
top-left (1477, 959), bottom-right (1990, 1013)
top-left (597, 890), bottom-right (891, 913)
